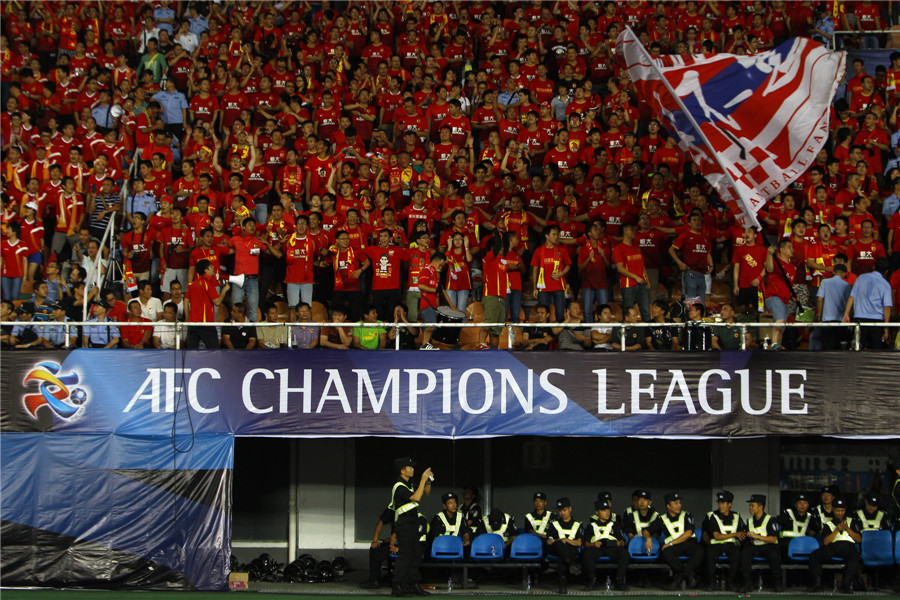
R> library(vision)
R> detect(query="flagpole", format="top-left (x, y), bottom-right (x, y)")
top-left (622, 28), bottom-right (762, 229)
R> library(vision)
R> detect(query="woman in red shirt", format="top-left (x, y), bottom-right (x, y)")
top-left (2, 221), bottom-right (28, 300)
top-left (444, 231), bottom-right (473, 312)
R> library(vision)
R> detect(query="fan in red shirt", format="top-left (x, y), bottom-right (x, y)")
top-left (185, 259), bottom-right (230, 348)
top-left (120, 299), bottom-right (153, 348)
top-left (530, 224), bottom-right (571, 321)
top-left (363, 228), bottom-right (411, 320)
top-left (731, 226), bottom-right (768, 312)
top-left (121, 213), bottom-right (156, 280)
top-left (330, 229), bottom-right (370, 320)
top-left (416, 251), bottom-right (447, 350)
top-left (763, 241), bottom-right (796, 350)
top-left (670, 211), bottom-right (713, 300)
top-left (849, 220), bottom-right (886, 275)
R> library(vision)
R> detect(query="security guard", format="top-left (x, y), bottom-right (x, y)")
top-left (429, 492), bottom-right (471, 547)
top-left (624, 490), bottom-right (658, 539)
top-left (478, 508), bottom-right (518, 550)
top-left (739, 495), bottom-right (783, 593)
top-left (643, 492), bottom-right (704, 590)
top-left (777, 492), bottom-right (821, 555)
top-left (547, 497), bottom-right (582, 595)
top-left (703, 490), bottom-right (745, 591)
top-left (389, 457), bottom-right (433, 597)
top-left (582, 500), bottom-right (629, 592)
top-left (461, 486), bottom-right (483, 530)
top-left (815, 485), bottom-right (839, 527)
top-left (360, 506), bottom-right (395, 589)
top-left (806, 497), bottom-right (862, 593)
top-left (856, 494), bottom-right (889, 531)
top-left (591, 491), bottom-right (618, 524)
top-left (388, 512), bottom-right (430, 589)
top-left (524, 491), bottom-right (555, 540)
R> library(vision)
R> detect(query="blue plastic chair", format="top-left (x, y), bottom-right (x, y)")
top-left (861, 530), bottom-right (894, 567)
top-left (629, 535), bottom-right (660, 562)
top-left (510, 533), bottom-right (543, 561)
top-left (895, 531), bottom-right (900, 565)
top-left (470, 533), bottom-right (506, 561)
top-left (787, 536), bottom-right (820, 562)
top-left (430, 535), bottom-right (464, 561)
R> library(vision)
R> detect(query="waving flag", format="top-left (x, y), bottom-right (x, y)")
top-left (617, 29), bottom-right (845, 228)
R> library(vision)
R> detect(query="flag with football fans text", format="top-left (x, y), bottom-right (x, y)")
top-left (617, 29), bottom-right (845, 228)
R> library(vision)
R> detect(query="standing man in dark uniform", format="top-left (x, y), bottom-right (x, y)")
top-left (740, 495), bottom-right (783, 593)
top-left (390, 457), bottom-right (433, 597)
top-left (815, 485), bottom-right (839, 528)
top-left (777, 492), bottom-right (820, 555)
top-left (806, 497), bottom-right (862, 593)
top-left (582, 499), bottom-right (630, 591)
top-left (547, 497), bottom-right (582, 594)
top-left (703, 490), bottom-right (745, 591)
top-left (643, 492), bottom-right (704, 590)
top-left (624, 490), bottom-right (657, 539)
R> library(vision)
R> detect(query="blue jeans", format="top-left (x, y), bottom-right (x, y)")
top-left (538, 290), bottom-right (565, 322)
top-left (447, 289), bottom-right (469, 312)
top-left (2, 276), bottom-right (22, 301)
top-left (581, 287), bottom-right (609, 323)
top-left (621, 283), bottom-right (650, 322)
top-left (232, 276), bottom-right (260, 322)
top-left (286, 282), bottom-right (313, 308)
top-left (682, 270), bottom-right (706, 300)
top-left (505, 290), bottom-right (522, 322)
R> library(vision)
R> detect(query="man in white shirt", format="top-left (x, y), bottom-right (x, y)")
top-left (136, 280), bottom-right (164, 322)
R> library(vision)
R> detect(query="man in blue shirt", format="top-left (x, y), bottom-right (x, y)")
top-left (813, 264), bottom-right (852, 350)
top-left (881, 179), bottom-right (899, 219)
top-left (92, 89), bottom-right (116, 129)
top-left (126, 179), bottom-right (158, 230)
top-left (842, 257), bottom-right (893, 349)
top-left (153, 78), bottom-right (189, 141)
top-left (41, 302), bottom-right (76, 348)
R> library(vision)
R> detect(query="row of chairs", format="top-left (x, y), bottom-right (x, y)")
top-left (429, 530), bottom-right (900, 566)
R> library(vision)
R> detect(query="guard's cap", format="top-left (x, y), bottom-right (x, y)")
top-left (833, 497), bottom-right (847, 508)
top-left (821, 485), bottom-right (839, 495)
top-left (393, 456), bottom-right (415, 472)
top-left (664, 492), bottom-right (681, 504)
top-left (556, 497), bottom-right (571, 510)
top-left (15, 302), bottom-right (35, 315)
top-left (717, 490), bottom-right (734, 503)
top-left (597, 491), bottom-right (612, 501)
top-left (441, 492), bottom-right (458, 504)
top-left (46, 301), bottom-right (64, 311)
top-left (595, 500), bottom-right (611, 511)
top-left (865, 494), bottom-right (880, 506)
top-left (795, 493), bottom-right (810, 503)
top-left (747, 494), bottom-right (766, 505)
top-left (91, 297), bottom-right (110, 309)
top-left (635, 490), bottom-right (651, 500)
top-left (533, 491), bottom-right (547, 500)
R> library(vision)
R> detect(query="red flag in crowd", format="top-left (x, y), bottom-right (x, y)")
top-left (617, 28), bottom-right (845, 229)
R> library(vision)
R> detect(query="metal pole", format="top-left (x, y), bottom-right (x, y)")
top-left (394, 324), bottom-right (401, 350)
top-left (740, 324), bottom-right (747, 350)
top-left (619, 327), bottom-right (626, 351)
top-left (507, 324), bottom-right (514, 349)
top-left (175, 322), bottom-right (181, 350)
top-left (854, 324), bottom-right (861, 351)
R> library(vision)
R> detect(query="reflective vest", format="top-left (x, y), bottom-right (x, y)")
top-left (815, 505), bottom-right (834, 526)
top-left (826, 517), bottom-right (857, 543)
top-left (780, 508), bottom-right (812, 538)
top-left (708, 511), bottom-right (741, 545)
top-left (483, 513), bottom-right (511, 541)
top-left (389, 480), bottom-right (418, 518)
top-left (856, 509), bottom-right (885, 531)
top-left (417, 512), bottom-right (429, 542)
top-left (589, 520), bottom-right (617, 543)
top-left (526, 510), bottom-right (552, 535)
top-left (748, 514), bottom-right (773, 546)
top-left (661, 512), bottom-right (687, 544)
top-left (437, 511), bottom-right (464, 536)
top-left (551, 519), bottom-right (581, 540)
top-left (632, 509), bottom-right (658, 536)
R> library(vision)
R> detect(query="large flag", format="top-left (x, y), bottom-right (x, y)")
top-left (617, 29), bottom-right (845, 228)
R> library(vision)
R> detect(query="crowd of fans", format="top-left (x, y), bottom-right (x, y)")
top-left (1, 0), bottom-right (899, 351)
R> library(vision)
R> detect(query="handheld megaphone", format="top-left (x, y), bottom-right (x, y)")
top-left (227, 274), bottom-right (245, 288)
top-left (110, 104), bottom-right (124, 119)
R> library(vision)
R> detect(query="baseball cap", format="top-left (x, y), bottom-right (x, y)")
top-left (747, 494), bottom-right (767, 505)
top-left (795, 493), bottom-right (810, 503)
top-left (594, 500), bottom-right (611, 511)
top-left (664, 492), bottom-right (681, 504)
top-left (441, 492), bottom-right (459, 504)
top-left (865, 494), bottom-right (880, 506)
top-left (635, 490), bottom-right (652, 500)
top-left (393, 456), bottom-right (415, 472)
top-left (717, 490), bottom-right (734, 503)
top-left (833, 497), bottom-right (847, 508)
top-left (556, 497), bottom-right (571, 510)
top-left (533, 491), bottom-right (547, 500)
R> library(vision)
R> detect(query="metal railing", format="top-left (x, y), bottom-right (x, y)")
top-left (9, 320), bottom-right (896, 352)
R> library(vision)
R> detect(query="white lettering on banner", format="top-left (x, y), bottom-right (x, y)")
top-left (243, 369), bottom-right (274, 413)
top-left (124, 369), bottom-right (161, 412)
top-left (276, 368), bottom-right (312, 413)
top-left (408, 369), bottom-right (436, 414)
top-left (459, 369), bottom-right (494, 414)
top-left (779, 370), bottom-right (808, 414)
top-left (594, 369), bottom-right (625, 414)
top-left (498, 369), bottom-right (533, 413)
top-left (538, 369), bottom-right (567, 414)
top-left (354, 369), bottom-right (400, 413)
top-left (318, 369), bottom-right (351, 413)
top-left (698, 369), bottom-right (732, 414)
top-left (188, 368), bottom-right (220, 413)
top-left (661, 370), bottom-right (698, 414)
top-left (629, 370), bottom-right (659, 414)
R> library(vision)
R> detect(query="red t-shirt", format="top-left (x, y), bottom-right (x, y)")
top-left (531, 244), bottom-right (571, 292)
top-left (283, 233), bottom-right (317, 284)
top-left (672, 229), bottom-right (712, 272)
top-left (120, 317), bottom-right (153, 346)
top-left (228, 234), bottom-right (265, 276)
top-left (850, 239), bottom-right (886, 275)
top-left (418, 263), bottom-right (440, 310)
top-left (0, 238), bottom-right (27, 277)
top-left (634, 228), bottom-right (668, 269)
top-left (764, 257), bottom-right (795, 303)
top-left (122, 228), bottom-right (157, 273)
top-left (186, 274), bottom-right (219, 322)
top-left (363, 246), bottom-right (408, 291)
top-left (732, 244), bottom-right (768, 288)
top-left (158, 225), bottom-right (194, 269)
top-left (613, 241), bottom-right (645, 288)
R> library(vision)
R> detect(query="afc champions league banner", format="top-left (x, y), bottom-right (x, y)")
top-left (2, 350), bottom-right (898, 438)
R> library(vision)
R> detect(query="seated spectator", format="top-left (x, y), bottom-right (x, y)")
top-left (612, 304), bottom-right (644, 351)
top-left (711, 303), bottom-right (747, 351)
top-left (646, 300), bottom-right (681, 350)
top-left (290, 302), bottom-right (320, 349)
top-left (41, 302), bottom-right (76, 349)
top-left (120, 299), bottom-right (153, 349)
top-left (522, 304), bottom-right (554, 350)
top-left (682, 302), bottom-right (711, 351)
top-left (0, 299), bottom-right (15, 348)
top-left (258, 303), bottom-right (289, 349)
top-left (320, 307), bottom-right (353, 349)
top-left (222, 303), bottom-right (257, 350)
top-left (152, 302), bottom-right (184, 350)
top-left (590, 304), bottom-right (616, 351)
top-left (135, 280), bottom-right (163, 322)
top-left (387, 303), bottom-right (419, 350)
top-left (353, 304), bottom-right (388, 350)
top-left (552, 300), bottom-right (591, 350)
top-left (11, 303), bottom-right (41, 349)
top-left (82, 298), bottom-right (121, 349)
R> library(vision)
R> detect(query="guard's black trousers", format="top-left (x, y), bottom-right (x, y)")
top-left (706, 543), bottom-right (741, 581)
top-left (394, 521), bottom-right (421, 588)
top-left (661, 539), bottom-right (704, 576)
top-left (367, 543), bottom-right (390, 583)
top-left (549, 542), bottom-right (580, 579)
top-left (742, 543), bottom-right (782, 583)
top-left (809, 542), bottom-right (860, 582)
top-left (582, 544), bottom-right (629, 583)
